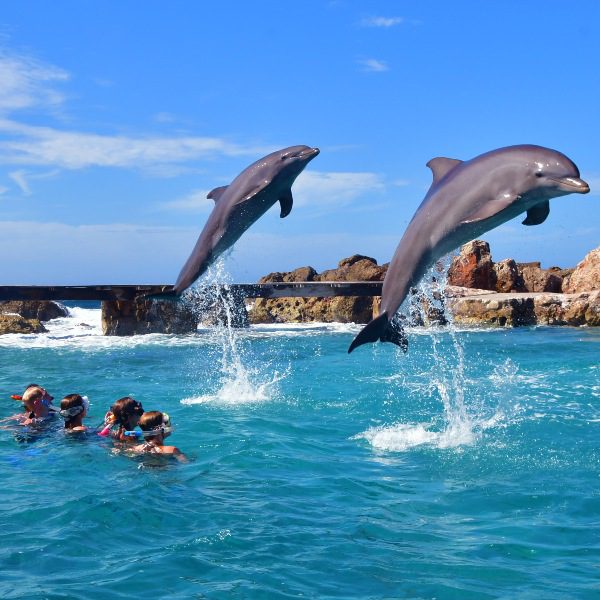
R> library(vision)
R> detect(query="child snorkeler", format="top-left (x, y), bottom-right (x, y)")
top-left (59, 394), bottom-right (89, 432)
top-left (99, 396), bottom-right (144, 442)
top-left (132, 411), bottom-right (187, 462)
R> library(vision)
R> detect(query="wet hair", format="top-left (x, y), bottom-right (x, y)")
top-left (60, 394), bottom-right (85, 428)
top-left (139, 411), bottom-right (164, 438)
top-left (110, 396), bottom-right (144, 427)
top-left (22, 386), bottom-right (44, 411)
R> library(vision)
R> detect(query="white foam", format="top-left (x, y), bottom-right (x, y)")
top-left (355, 420), bottom-right (477, 452)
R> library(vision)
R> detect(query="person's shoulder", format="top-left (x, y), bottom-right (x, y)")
top-left (162, 445), bottom-right (188, 462)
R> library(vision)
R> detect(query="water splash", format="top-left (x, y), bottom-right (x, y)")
top-left (180, 255), bottom-right (288, 406)
top-left (358, 257), bottom-right (483, 452)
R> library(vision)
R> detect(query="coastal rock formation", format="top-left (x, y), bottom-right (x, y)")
top-left (0, 300), bottom-right (69, 321)
top-left (493, 259), bottom-right (525, 293)
top-left (0, 314), bottom-right (47, 334)
top-left (102, 298), bottom-right (199, 336)
top-left (518, 262), bottom-right (564, 293)
top-left (250, 256), bottom-right (386, 324)
top-left (563, 247), bottom-right (600, 293)
top-left (447, 240), bottom-right (497, 290)
top-left (448, 240), bottom-right (574, 293)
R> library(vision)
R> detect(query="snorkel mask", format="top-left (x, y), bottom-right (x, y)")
top-left (59, 396), bottom-right (89, 420)
top-left (124, 412), bottom-right (173, 438)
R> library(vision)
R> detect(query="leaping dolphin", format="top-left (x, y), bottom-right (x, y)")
top-left (348, 144), bottom-right (590, 353)
top-left (173, 145), bottom-right (319, 295)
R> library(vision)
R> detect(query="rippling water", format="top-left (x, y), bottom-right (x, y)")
top-left (1, 305), bottom-right (598, 599)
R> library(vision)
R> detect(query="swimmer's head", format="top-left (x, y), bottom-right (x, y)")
top-left (59, 394), bottom-right (89, 426)
top-left (139, 411), bottom-right (171, 439)
top-left (111, 397), bottom-right (144, 429)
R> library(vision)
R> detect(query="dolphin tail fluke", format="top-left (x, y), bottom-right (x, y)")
top-left (348, 312), bottom-right (408, 354)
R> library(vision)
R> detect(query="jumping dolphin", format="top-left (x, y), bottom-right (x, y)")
top-left (173, 145), bottom-right (319, 295)
top-left (348, 144), bottom-right (590, 353)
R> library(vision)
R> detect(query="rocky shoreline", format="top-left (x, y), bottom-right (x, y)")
top-left (248, 242), bottom-right (600, 328)
top-left (1, 242), bottom-right (598, 335)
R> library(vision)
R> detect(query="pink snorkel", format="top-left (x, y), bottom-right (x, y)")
top-left (98, 412), bottom-right (116, 437)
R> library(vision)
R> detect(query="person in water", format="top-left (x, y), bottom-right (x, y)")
top-left (59, 394), bottom-right (89, 432)
top-left (133, 411), bottom-right (187, 462)
top-left (18, 385), bottom-right (56, 425)
top-left (101, 396), bottom-right (144, 442)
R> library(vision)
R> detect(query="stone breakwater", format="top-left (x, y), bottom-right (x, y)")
top-left (1, 243), bottom-right (598, 334)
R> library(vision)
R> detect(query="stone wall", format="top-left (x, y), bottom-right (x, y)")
top-left (249, 255), bottom-right (387, 324)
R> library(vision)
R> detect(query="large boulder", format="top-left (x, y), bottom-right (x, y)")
top-left (0, 300), bottom-right (68, 321)
top-left (494, 259), bottom-right (526, 293)
top-left (0, 314), bottom-right (47, 334)
top-left (447, 240), bottom-right (497, 290)
top-left (563, 247), bottom-right (600, 293)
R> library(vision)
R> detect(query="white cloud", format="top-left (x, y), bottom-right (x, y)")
top-left (0, 50), bottom-right (69, 113)
top-left (0, 185), bottom-right (8, 195)
top-left (8, 169), bottom-right (30, 195)
top-left (162, 189), bottom-right (213, 213)
top-left (160, 170), bottom-right (385, 215)
top-left (0, 118), bottom-right (270, 169)
top-left (294, 170), bottom-right (385, 211)
top-left (358, 59), bottom-right (389, 73)
top-left (361, 16), bottom-right (404, 28)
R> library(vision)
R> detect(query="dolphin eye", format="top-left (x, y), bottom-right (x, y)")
top-left (535, 172), bottom-right (543, 178)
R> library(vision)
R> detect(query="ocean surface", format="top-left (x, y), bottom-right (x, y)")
top-left (1, 302), bottom-right (599, 599)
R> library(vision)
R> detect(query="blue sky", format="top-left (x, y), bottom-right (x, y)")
top-left (1, 1), bottom-right (598, 284)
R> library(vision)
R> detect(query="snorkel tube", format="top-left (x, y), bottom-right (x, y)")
top-left (97, 411), bottom-right (116, 437)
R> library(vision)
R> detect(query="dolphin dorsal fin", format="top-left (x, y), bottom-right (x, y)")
top-left (426, 157), bottom-right (462, 185)
top-left (207, 185), bottom-right (229, 203)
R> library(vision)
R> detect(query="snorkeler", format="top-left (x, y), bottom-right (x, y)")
top-left (15, 385), bottom-right (56, 426)
top-left (132, 411), bottom-right (187, 462)
top-left (100, 396), bottom-right (144, 442)
top-left (59, 394), bottom-right (89, 432)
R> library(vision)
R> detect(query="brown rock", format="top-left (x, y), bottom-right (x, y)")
top-left (102, 298), bottom-right (200, 335)
top-left (249, 255), bottom-right (386, 324)
top-left (447, 240), bottom-right (497, 290)
top-left (494, 259), bottom-right (525, 293)
top-left (0, 300), bottom-right (68, 321)
top-left (283, 266), bottom-right (317, 282)
top-left (562, 247), bottom-right (600, 293)
top-left (0, 314), bottom-right (47, 334)
top-left (449, 295), bottom-right (536, 327)
top-left (518, 262), bottom-right (563, 293)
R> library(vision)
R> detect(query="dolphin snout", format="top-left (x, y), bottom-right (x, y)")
top-left (549, 176), bottom-right (590, 194)
top-left (303, 147), bottom-right (320, 158)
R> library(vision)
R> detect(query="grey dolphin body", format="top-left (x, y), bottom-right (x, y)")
top-left (173, 145), bottom-right (319, 294)
top-left (348, 144), bottom-right (590, 353)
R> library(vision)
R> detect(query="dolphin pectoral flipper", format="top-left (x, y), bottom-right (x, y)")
top-left (279, 190), bottom-right (293, 218)
top-left (461, 193), bottom-right (520, 224)
top-left (348, 312), bottom-right (408, 354)
top-left (522, 201), bottom-right (550, 226)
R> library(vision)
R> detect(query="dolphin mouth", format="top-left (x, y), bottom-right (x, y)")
top-left (550, 176), bottom-right (590, 193)
top-left (299, 147), bottom-right (320, 160)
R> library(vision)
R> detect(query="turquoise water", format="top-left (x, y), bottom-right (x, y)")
top-left (1, 307), bottom-right (599, 599)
